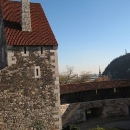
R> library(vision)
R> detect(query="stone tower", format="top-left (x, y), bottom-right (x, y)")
top-left (0, 0), bottom-right (62, 129)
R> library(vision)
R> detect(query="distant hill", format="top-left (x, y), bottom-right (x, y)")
top-left (102, 53), bottom-right (130, 80)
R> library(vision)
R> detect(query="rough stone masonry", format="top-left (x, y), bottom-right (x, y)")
top-left (0, 45), bottom-right (61, 130)
top-left (0, 0), bottom-right (62, 129)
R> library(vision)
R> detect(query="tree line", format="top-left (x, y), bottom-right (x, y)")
top-left (59, 66), bottom-right (110, 84)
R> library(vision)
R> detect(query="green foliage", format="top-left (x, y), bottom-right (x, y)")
top-left (30, 118), bottom-right (45, 130)
top-left (89, 126), bottom-right (121, 130)
top-left (89, 126), bottom-right (105, 130)
top-left (104, 128), bottom-right (120, 130)
top-left (63, 124), bottom-right (80, 130)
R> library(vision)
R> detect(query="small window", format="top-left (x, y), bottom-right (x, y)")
top-left (24, 47), bottom-right (26, 54)
top-left (41, 47), bottom-right (43, 54)
top-left (22, 47), bottom-right (29, 56)
top-left (87, 109), bottom-right (91, 114)
top-left (96, 89), bottom-right (98, 94)
top-left (36, 69), bottom-right (39, 76)
top-left (114, 88), bottom-right (116, 92)
top-left (34, 66), bottom-right (41, 78)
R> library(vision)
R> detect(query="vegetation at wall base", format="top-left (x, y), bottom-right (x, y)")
top-left (89, 126), bottom-right (121, 130)
top-left (30, 118), bottom-right (45, 130)
top-left (63, 124), bottom-right (80, 130)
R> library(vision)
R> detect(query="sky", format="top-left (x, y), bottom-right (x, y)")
top-left (31, 0), bottom-right (130, 74)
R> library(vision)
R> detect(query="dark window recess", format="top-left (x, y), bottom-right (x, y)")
top-left (85, 107), bottom-right (103, 121)
top-left (36, 69), bottom-right (39, 76)
top-left (41, 47), bottom-right (43, 54)
top-left (24, 47), bottom-right (26, 54)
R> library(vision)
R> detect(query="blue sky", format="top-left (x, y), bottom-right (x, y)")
top-left (31, 0), bottom-right (130, 74)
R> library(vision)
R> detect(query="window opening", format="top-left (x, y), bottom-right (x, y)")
top-left (87, 109), bottom-right (91, 115)
top-left (36, 68), bottom-right (39, 76)
top-left (24, 47), bottom-right (26, 54)
top-left (41, 47), bottom-right (43, 54)
top-left (34, 66), bottom-right (41, 78)
top-left (86, 107), bottom-right (103, 121)
top-left (114, 88), bottom-right (116, 92)
top-left (96, 89), bottom-right (98, 94)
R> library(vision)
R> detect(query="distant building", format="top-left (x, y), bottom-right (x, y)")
top-left (90, 73), bottom-right (99, 81)
top-left (99, 66), bottom-right (102, 77)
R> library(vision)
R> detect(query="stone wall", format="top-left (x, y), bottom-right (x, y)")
top-left (61, 98), bottom-right (130, 127)
top-left (0, 45), bottom-right (61, 130)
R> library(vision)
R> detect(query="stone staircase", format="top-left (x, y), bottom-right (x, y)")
top-left (62, 103), bottom-right (80, 126)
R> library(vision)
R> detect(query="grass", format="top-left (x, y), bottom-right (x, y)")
top-left (89, 126), bottom-right (122, 130)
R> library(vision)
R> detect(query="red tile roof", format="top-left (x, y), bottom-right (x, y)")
top-left (0, 0), bottom-right (58, 45)
top-left (60, 80), bottom-right (130, 95)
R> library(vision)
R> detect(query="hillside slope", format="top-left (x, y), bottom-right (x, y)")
top-left (103, 53), bottom-right (130, 80)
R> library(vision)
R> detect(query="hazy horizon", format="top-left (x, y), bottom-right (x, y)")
top-left (31, 0), bottom-right (130, 74)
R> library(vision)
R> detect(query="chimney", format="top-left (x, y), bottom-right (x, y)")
top-left (21, 0), bottom-right (32, 31)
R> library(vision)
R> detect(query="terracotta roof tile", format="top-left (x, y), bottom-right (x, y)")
top-left (60, 80), bottom-right (130, 95)
top-left (0, 0), bottom-right (58, 45)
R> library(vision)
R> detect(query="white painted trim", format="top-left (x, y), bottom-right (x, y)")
top-left (38, 46), bottom-right (45, 56)
top-left (7, 46), bottom-right (17, 66)
top-left (21, 46), bottom-right (29, 56)
top-left (34, 66), bottom-right (41, 78)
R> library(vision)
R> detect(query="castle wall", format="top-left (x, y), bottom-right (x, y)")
top-left (0, 45), bottom-right (61, 130)
top-left (61, 98), bottom-right (130, 126)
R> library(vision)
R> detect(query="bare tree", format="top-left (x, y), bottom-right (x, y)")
top-left (72, 71), bottom-right (91, 83)
top-left (59, 66), bottom-right (91, 84)
top-left (78, 71), bottom-right (91, 82)
top-left (59, 66), bottom-right (77, 84)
